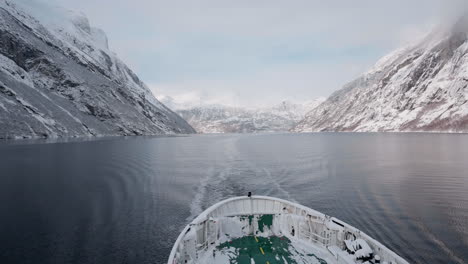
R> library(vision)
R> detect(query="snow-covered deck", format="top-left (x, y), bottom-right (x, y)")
top-left (201, 235), bottom-right (329, 264)
top-left (168, 196), bottom-right (409, 264)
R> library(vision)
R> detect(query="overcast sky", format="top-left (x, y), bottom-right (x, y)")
top-left (51, 0), bottom-right (467, 107)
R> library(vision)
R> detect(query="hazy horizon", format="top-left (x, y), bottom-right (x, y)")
top-left (48, 0), bottom-right (468, 107)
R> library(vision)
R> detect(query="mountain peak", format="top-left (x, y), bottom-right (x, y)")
top-left (0, 0), bottom-right (194, 138)
top-left (293, 19), bottom-right (468, 133)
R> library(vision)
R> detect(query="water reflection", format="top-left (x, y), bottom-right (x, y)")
top-left (0, 133), bottom-right (466, 264)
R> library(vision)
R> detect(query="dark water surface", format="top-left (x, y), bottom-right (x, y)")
top-left (0, 133), bottom-right (467, 264)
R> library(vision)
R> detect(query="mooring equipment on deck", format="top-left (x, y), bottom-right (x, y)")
top-left (168, 195), bottom-right (409, 264)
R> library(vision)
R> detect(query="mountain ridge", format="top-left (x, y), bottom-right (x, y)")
top-left (293, 15), bottom-right (468, 133)
top-left (160, 97), bottom-right (325, 133)
top-left (0, 0), bottom-right (195, 139)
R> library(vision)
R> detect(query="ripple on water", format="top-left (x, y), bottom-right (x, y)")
top-left (0, 133), bottom-right (467, 264)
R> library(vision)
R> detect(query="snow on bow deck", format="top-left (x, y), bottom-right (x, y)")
top-left (168, 196), bottom-right (409, 264)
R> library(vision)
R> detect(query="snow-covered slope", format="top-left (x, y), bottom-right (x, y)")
top-left (161, 97), bottom-right (324, 133)
top-left (0, 0), bottom-right (194, 139)
top-left (293, 15), bottom-right (468, 133)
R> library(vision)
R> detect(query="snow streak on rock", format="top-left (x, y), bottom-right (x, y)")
top-left (0, 0), bottom-right (195, 139)
top-left (161, 98), bottom-right (325, 133)
top-left (293, 16), bottom-right (468, 133)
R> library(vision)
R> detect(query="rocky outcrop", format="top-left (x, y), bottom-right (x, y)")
top-left (0, 0), bottom-right (194, 139)
top-left (293, 16), bottom-right (468, 133)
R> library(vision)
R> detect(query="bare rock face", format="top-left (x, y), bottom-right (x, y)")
top-left (293, 16), bottom-right (468, 133)
top-left (0, 0), bottom-right (194, 139)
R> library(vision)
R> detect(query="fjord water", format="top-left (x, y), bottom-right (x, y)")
top-left (0, 133), bottom-right (467, 264)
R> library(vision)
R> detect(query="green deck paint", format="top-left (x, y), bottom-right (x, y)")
top-left (215, 236), bottom-right (327, 264)
top-left (258, 214), bottom-right (273, 233)
top-left (248, 215), bottom-right (254, 226)
top-left (214, 215), bottom-right (327, 264)
top-left (239, 215), bottom-right (255, 226)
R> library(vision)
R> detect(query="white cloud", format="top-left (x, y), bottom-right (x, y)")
top-left (149, 58), bottom-right (371, 107)
top-left (52, 0), bottom-right (468, 106)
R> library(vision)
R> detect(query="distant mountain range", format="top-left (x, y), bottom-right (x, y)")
top-left (168, 14), bottom-right (468, 134)
top-left (293, 15), bottom-right (468, 133)
top-left (2, 0), bottom-right (466, 138)
top-left (159, 96), bottom-right (324, 133)
top-left (0, 0), bottom-right (194, 139)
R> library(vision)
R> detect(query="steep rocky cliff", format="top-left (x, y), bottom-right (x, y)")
top-left (0, 0), bottom-right (194, 139)
top-left (293, 15), bottom-right (468, 132)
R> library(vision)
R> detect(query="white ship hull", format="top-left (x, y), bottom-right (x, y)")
top-left (168, 195), bottom-right (409, 264)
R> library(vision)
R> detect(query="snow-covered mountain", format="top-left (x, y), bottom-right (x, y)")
top-left (293, 15), bottom-right (468, 133)
top-left (160, 97), bottom-right (324, 133)
top-left (0, 0), bottom-right (194, 139)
